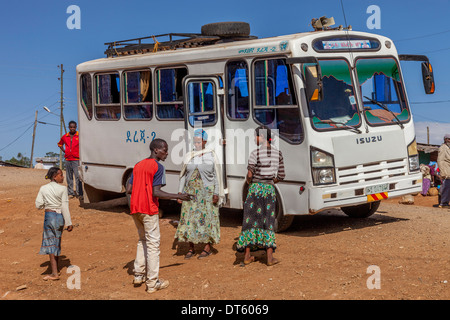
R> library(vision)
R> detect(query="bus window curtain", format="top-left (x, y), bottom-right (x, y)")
top-left (140, 71), bottom-right (150, 102)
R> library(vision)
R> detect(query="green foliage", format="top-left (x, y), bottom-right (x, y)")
top-left (6, 153), bottom-right (31, 167)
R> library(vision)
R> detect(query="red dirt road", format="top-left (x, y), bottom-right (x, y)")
top-left (0, 167), bottom-right (449, 300)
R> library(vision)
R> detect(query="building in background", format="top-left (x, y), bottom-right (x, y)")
top-left (35, 157), bottom-right (59, 170)
top-left (417, 143), bottom-right (439, 165)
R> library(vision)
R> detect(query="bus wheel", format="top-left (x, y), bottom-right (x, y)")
top-left (125, 175), bottom-right (132, 209)
top-left (274, 194), bottom-right (294, 233)
top-left (83, 183), bottom-right (105, 203)
top-left (341, 201), bottom-right (381, 218)
top-left (242, 183), bottom-right (293, 232)
top-left (201, 22), bottom-right (250, 37)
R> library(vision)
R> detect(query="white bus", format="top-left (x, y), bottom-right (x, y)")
top-left (76, 20), bottom-right (435, 231)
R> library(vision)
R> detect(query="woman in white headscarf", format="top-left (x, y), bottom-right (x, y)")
top-left (175, 129), bottom-right (225, 259)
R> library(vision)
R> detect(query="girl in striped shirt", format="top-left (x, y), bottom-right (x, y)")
top-left (236, 125), bottom-right (285, 266)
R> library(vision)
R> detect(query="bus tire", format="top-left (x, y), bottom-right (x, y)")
top-left (274, 193), bottom-right (294, 233)
top-left (201, 22), bottom-right (250, 37)
top-left (341, 201), bottom-right (381, 218)
top-left (242, 183), bottom-right (293, 232)
top-left (83, 183), bottom-right (105, 203)
top-left (125, 174), bottom-right (132, 209)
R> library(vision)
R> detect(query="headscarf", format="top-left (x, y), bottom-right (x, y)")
top-left (194, 129), bottom-right (208, 141)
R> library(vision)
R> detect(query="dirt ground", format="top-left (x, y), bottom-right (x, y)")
top-left (0, 166), bottom-right (449, 301)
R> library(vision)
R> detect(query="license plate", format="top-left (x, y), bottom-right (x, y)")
top-left (365, 183), bottom-right (389, 195)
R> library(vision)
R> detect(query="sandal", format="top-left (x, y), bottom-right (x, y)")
top-left (267, 258), bottom-right (280, 266)
top-left (244, 256), bottom-right (255, 265)
top-left (184, 250), bottom-right (195, 260)
top-left (197, 250), bottom-right (212, 259)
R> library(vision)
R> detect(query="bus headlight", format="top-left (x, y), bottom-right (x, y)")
top-left (407, 139), bottom-right (420, 172)
top-left (311, 148), bottom-right (336, 185)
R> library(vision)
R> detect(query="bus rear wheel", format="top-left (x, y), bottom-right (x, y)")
top-left (274, 193), bottom-right (294, 233)
top-left (125, 174), bottom-right (132, 209)
top-left (242, 183), bottom-right (293, 233)
top-left (340, 201), bottom-right (381, 218)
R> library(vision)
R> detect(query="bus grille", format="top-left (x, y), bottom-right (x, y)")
top-left (336, 158), bottom-right (407, 185)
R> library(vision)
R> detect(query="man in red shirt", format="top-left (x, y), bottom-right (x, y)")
top-left (57, 121), bottom-right (82, 198)
top-left (127, 138), bottom-right (190, 293)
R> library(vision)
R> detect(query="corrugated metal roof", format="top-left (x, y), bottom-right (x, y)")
top-left (417, 143), bottom-right (440, 153)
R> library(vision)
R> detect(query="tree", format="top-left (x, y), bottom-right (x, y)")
top-left (7, 153), bottom-right (31, 167)
top-left (45, 151), bottom-right (59, 158)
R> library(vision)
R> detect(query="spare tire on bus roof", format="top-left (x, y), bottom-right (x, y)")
top-left (201, 22), bottom-right (250, 37)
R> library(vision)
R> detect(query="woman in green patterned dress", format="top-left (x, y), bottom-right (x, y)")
top-left (236, 126), bottom-right (285, 266)
top-left (175, 129), bottom-right (224, 259)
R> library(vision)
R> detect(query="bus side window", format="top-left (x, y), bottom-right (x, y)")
top-left (124, 70), bottom-right (152, 120)
top-left (156, 67), bottom-right (187, 120)
top-left (80, 73), bottom-right (93, 120)
top-left (187, 81), bottom-right (216, 127)
top-left (226, 60), bottom-right (249, 120)
top-left (253, 58), bottom-right (303, 144)
top-left (95, 73), bottom-right (121, 120)
top-left (254, 59), bottom-right (296, 107)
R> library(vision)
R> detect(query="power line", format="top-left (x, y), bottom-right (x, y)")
top-left (0, 99), bottom-right (60, 125)
top-left (411, 100), bottom-right (450, 104)
top-left (413, 113), bottom-right (449, 123)
top-left (0, 122), bottom-right (34, 152)
top-left (420, 46), bottom-right (450, 55)
top-left (395, 28), bottom-right (450, 43)
top-left (0, 121), bottom-right (37, 134)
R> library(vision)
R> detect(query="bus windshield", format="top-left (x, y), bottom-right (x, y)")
top-left (307, 59), bottom-right (361, 131)
top-left (356, 57), bottom-right (410, 126)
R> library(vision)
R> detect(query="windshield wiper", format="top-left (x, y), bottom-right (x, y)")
top-left (320, 119), bottom-right (362, 134)
top-left (363, 96), bottom-right (404, 129)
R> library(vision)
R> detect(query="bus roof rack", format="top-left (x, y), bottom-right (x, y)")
top-left (104, 33), bottom-right (258, 57)
top-left (104, 22), bottom-right (257, 58)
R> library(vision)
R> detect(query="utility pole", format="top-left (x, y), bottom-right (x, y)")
top-left (58, 64), bottom-right (65, 169)
top-left (30, 110), bottom-right (38, 168)
top-left (427, 126), bottom-right (430, 144)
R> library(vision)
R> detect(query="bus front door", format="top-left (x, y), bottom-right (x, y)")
top-left (183, 76), bottom-right (227, 204)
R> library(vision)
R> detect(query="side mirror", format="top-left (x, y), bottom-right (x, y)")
top-left (304, 64), bottom-right (323, 101)
top-left (421, 62), bottom-right (435, 94)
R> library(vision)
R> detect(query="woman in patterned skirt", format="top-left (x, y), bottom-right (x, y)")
top-left (236, 126), bottom-right (285, 266)
top-left (175, 129), bottom-right (225, 259)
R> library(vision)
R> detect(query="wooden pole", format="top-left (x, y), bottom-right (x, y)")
top-left (59, 64), bottom-right (65, 169)
top-left (30, 110), bottom-right (38, 168)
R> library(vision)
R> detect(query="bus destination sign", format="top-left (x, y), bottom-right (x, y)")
top-left (322, 40), bottom-right (372, 50)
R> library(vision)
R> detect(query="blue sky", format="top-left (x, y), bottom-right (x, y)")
top-left (1, 0), bottom-right (449, 163)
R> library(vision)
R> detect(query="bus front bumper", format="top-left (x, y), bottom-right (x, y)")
top-left (308, 173), bottom-right (422, 213)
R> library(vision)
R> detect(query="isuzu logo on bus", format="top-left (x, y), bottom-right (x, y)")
top-left (356, 136), bottom-right (383, 145)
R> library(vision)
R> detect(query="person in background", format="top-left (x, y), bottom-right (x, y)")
top-left (34, 160), bottom-right (44, 169)
top-left (57, 121), bottom-right (83, 198)
top-left (175, 129), bottom-right (225, 260)
top-left (437, 134), bottom-right (450, 208)
top-left (420, 164), bottom-right (431, 196)
top-left (35, 167), bottom-right (73, 281)
top-left (429, 161), bottom-right (440, 188)
top-left (236, 126), bottom-right (285, 266)
top-left (126, 139), bottom-right (190, 293)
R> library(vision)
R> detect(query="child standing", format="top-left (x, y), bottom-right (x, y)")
top-left (36, 167), bottom-right (73, 281)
